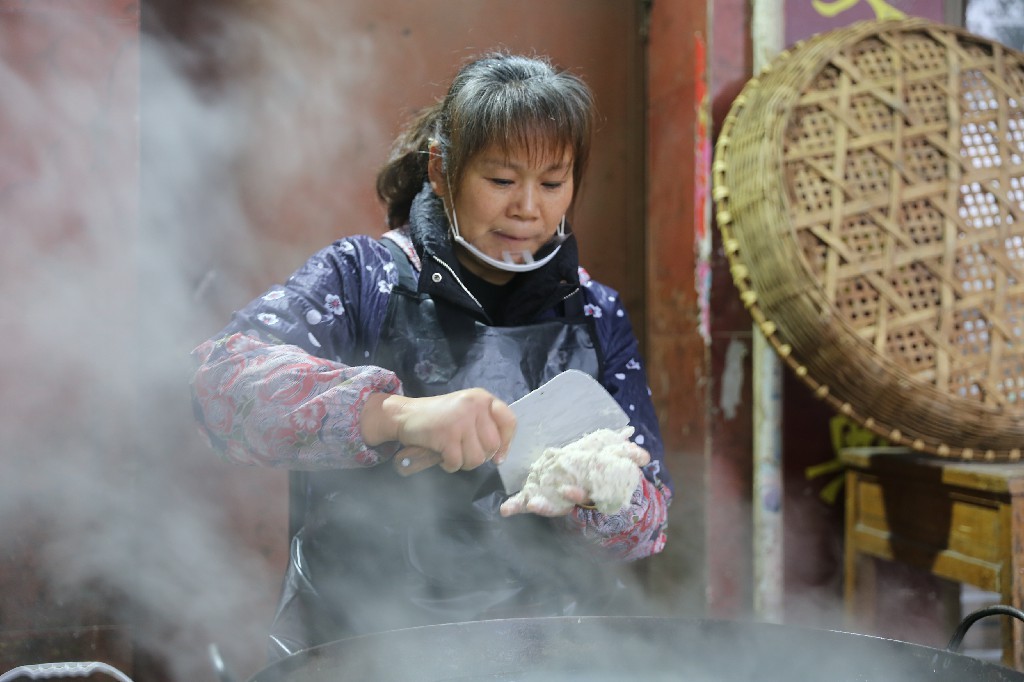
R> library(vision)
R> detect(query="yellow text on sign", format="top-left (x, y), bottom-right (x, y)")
top-left (811, 0), bottom-right (906, 20)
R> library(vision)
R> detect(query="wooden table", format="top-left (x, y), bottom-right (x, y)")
top-left (841, 446), bottom-right (1024, 669)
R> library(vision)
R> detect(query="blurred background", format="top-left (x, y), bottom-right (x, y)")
top-left (1, 0), bottom-right (1022, 680)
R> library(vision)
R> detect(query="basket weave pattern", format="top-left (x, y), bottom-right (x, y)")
top-left (714, 19), bottom-right (1024, 460)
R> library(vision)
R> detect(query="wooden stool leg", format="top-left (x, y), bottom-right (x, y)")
top-left (1008, 498), bottom-right (1024, 671)
top-left (844, 469), bottom-right (877, 633)
top-left (844, 551), bottom-right (877, 631)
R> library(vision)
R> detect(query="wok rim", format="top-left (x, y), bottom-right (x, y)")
top-left (248, 615), bottom-right (1023, 682)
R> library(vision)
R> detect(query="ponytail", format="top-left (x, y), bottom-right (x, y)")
top-left (375, 103), bottom-right (441, 229)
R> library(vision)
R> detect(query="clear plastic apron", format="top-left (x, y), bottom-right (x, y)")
top-left (268, 240), bottom-right (624, 659)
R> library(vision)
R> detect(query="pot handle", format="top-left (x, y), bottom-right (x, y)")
top-left (392, 446), bottom-right (443, 476)
top-left (946, 604), bottom-right (1024, 652)
top-left (0, 662), bottom-right (133, 682)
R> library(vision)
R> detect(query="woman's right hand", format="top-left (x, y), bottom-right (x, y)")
top-left (361, 389), bottom-right (516, 473)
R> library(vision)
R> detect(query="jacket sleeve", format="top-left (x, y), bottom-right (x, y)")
top-left (189, 237), bottom-right (403, 470)
top-left (559, 272), bottom-right (673, 561)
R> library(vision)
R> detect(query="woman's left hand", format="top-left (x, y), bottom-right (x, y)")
top-left (499, 442), bottom-right (650, 517)
top-left (499, 482), bottom-right (590, 517)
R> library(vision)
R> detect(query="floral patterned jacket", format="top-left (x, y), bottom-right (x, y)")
top-left (190, 198), bottom-right (673, 562)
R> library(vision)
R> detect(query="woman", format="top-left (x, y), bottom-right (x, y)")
top-left (191, 52), bottom-right (673, 658)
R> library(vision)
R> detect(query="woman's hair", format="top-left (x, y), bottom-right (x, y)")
top-left (376, 52), bottom-right (597, 228)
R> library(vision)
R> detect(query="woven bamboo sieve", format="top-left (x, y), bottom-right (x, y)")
top-left (713, 18), bottom-right (1024, 461)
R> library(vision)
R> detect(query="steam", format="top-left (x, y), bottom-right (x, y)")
top-left (6, 3), bottom-right (972, 680)
top-left (0, 4), bottom-right (385, 680)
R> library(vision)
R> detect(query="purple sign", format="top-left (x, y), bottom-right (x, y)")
top-left (784, 0), bottom-right (951, 46)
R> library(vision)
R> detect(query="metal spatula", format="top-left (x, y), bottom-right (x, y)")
top-left (496, 369), bottom-right (630, 493)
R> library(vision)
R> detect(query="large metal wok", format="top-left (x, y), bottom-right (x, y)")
top-left (246, 610), bottom-right (1024, 682)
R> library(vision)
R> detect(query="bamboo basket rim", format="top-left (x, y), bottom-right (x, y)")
top-left (713, 18), bottom-right (1024, 462)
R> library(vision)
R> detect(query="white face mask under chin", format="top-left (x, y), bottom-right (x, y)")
top-left (448, 208), bottom-right (567, 273)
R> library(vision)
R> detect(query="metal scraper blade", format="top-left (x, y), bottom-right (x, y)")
top-left (497, 369), bottom-right (630, 494)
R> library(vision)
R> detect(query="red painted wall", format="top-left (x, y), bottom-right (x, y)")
top-left (643, 0), bottom-right (712, 611)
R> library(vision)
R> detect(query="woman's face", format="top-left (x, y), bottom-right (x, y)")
top-left (430, 142), bottom-right (575, 284)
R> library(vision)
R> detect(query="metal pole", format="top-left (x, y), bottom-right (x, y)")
top-left (750, 0), bottom-right (785, 625)
top-left (752, 327), bottom-right (783, 622)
